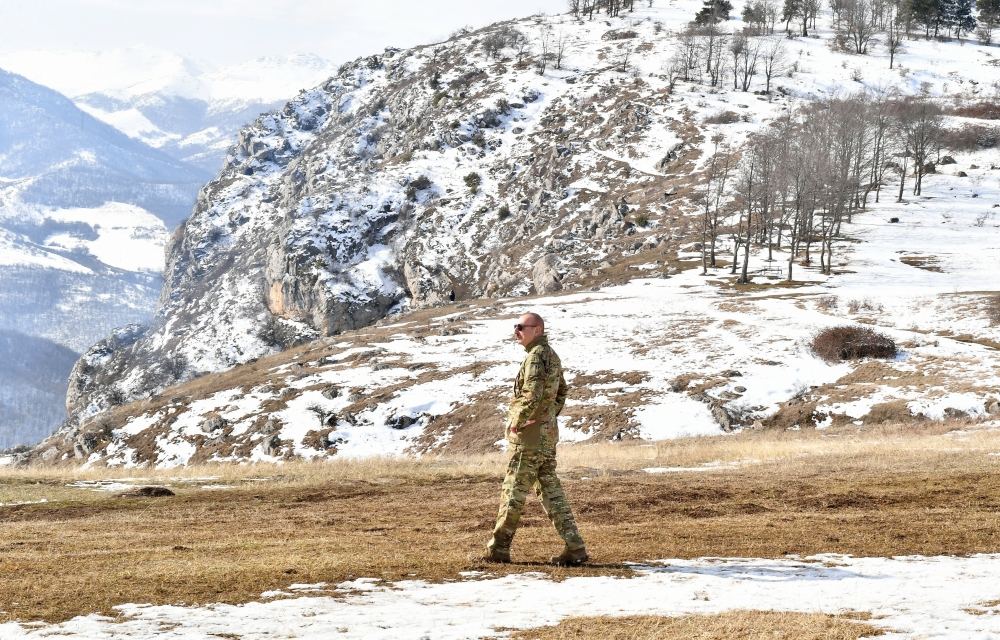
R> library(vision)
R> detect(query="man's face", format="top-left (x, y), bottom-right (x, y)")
top-left (513, 315), bottom-right (543, 346)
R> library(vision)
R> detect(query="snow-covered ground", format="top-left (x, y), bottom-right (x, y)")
top-left (95, 152), bottom-right (999, 465)
top-left (5, 554), bottom-right (1000, 638)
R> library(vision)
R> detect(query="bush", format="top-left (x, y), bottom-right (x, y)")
top-left (601, 29), bottom-right (638, 40)
top-left (498, 203), bottom-right (511, 219)
top-left (811, 326), bottom-right (897, 362)
top-left (634, 212), bottom-right (650, 227)
top-left (846, 298), bottom-right (883, 314)
top-left (705, 110), bottom-right (741, 125)
top-left (951, 102), bottom-right (1000, 120)
top-left (411, 175), bottom-right (432, 190)
top-left (943, 124), bottom-right (999, 151)
top-left (815, 295), bottom-right (838, 311)
top-left (463, 172), bottom-right (482, 193)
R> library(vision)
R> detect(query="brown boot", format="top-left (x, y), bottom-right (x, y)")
top-left (484, 544), bottom-right (511, 563)
top-left (551, 546), bottom-right (588, 566)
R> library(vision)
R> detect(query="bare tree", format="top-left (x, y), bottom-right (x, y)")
top-left (513, 31), bottom-right (531, 63)
top-left (699, 134), bottom-right (734, 273)
top-left (736, 34), bottom-right (763, 91)
top-left (804, 0), bottom-right (821, 31)
top-left (886, 6), bottom-right (904, 68)
top-left (733, 146), bottom-right (759, 284)
top-left (670, 28), bottom-right (703, 84)
top-left (555, 31), bottom-right (568, 69)
top-left (619, 42), bottom-right (636, 73)
top-left (568, 0), bottom-right (582, 16)
top-left (537, 28), bottom-right (550, 74)
top-left (760, 36), bottom-right (785, 93)
top-left (894, 97), bottom-right (943, 197)
top-left (729, 32), bottom-right (747, 90)
top-left (839, 0), bottom-right (878, 53)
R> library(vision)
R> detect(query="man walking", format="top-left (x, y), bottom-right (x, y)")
top-left (485, 312), bottom-right (588, 566)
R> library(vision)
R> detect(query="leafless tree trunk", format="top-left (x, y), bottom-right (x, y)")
top-left (699, 135), bottom-right (733, 273)
top-left (760, 36), bottom-right (785, 93)
top-left (536, 29), bottom-right (550, 75)
top-left (738, 36), bottom-right (762, 91)
top-left (887, 6), bottom-right (904, 67)
top-left (895, 97), bottom-right (943, 197)
top-left (840, 0), bottom-right (877, 53)
top-left (555, 31), bottom-right (568, 69)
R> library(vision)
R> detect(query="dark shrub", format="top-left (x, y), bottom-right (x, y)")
top-left (705, 110), bottom-right (741, 124)
top-left (498, 203), bottom-right (511, 219)
top-left (464, 172), bottom-right (482, 193)
top-left (601, 29), bottom-right (638, 40)
top-left (411, 175), bottom-right (432, 190)
top-left (811, 326), bottom-right (897, 362)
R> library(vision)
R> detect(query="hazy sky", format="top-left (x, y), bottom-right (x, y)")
top-left (0, 0), bottom-right (567, 65)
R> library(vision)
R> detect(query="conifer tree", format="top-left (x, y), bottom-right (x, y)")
top-left (694, 0), bottom-right (734, 24)
top-left (979, 0), bottom-right (1000, 42)
top-left (946, 0), bottom-right (976, 38)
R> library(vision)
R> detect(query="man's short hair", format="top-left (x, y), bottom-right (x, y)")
top-left (523, 312), bottom-right (544, 330)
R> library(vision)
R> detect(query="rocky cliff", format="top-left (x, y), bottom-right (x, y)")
top-left (64, 10), bottom-right (700, 424)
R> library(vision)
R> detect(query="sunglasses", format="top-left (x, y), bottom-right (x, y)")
top-left (514, 323), bottom-right (539, 332)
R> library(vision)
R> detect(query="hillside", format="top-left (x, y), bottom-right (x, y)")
top-left (32, 0), bottom-right (1000, 465)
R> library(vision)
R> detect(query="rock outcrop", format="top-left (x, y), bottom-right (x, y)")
top-left (58, 11), bottom-right (695, 433)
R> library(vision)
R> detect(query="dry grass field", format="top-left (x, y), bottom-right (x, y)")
top-left (509, 612), bottom-right (883, 639)
top-left (2, 422), bottom-right (1000, 636)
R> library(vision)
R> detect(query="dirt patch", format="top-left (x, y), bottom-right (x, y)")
top-left (865, 400), bottom-right (921, 425)
top-left (899, 254), bottom-right (944, 273)
top-left (413, 386), bottom-right (509, 455)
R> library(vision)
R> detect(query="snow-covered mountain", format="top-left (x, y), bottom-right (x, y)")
top-left (0, 49), bottom-right (340, 173)
top-left (0, 69), bottom-right (211, 448)
top-left (30, 0), bottom-right (1000, 465)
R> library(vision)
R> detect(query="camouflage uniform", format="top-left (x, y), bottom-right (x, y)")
top-left (487, 334), bottom-right (586, 556)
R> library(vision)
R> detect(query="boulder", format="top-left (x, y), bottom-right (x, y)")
top-left (531, 254), bottom-right (562, 294)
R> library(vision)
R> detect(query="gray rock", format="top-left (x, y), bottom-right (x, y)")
top-left (532, 254), bottom-right (562, 294)
top-left (388, 415), bottom-right (419, 430)
top-left (321, 386), bottom-right (340, 400)
top-left (985, 398), bottom-right (1000, 415)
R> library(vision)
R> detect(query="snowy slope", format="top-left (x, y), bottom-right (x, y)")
top-left (35, 0), bottom-right (1000, 464)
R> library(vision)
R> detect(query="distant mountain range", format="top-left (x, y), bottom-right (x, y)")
top-left (0, 51), bottom-right (340, 448)
top-left (0, 67), bottom-right (209, 447)
top-left (0, 49), bottom-right (340, 173)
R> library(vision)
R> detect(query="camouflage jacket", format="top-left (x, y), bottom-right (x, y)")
top-left (506, 334), bottom-right (568, 450)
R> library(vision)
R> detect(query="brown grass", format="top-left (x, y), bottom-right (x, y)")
top-left (4, 427), bottom-right (1000, 624)
top-left (988, 295), bottom-right (1000, 327)
top-left (509, 612), bottom-right (883, 639)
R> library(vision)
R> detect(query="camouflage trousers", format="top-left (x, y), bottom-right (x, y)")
top-left (488, 445), bottom-right (585, 553)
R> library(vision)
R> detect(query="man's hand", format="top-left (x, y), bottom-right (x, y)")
top-left (511, 419), bottom-right (538, 434)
